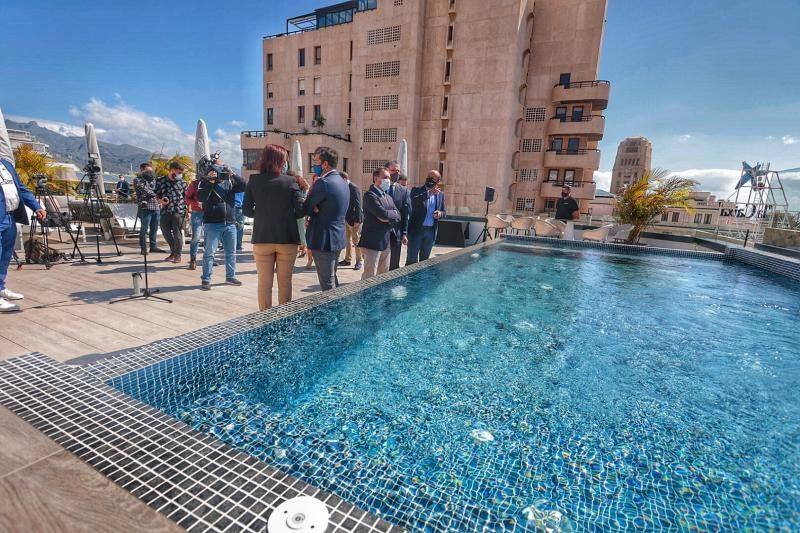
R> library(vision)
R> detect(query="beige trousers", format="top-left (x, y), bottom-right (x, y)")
top-left (253, 243), bottom-right (297, 310)
top-left (361, 247), bottom-right (391, 280)
top-left (344, 223), bottom-right (362, 263)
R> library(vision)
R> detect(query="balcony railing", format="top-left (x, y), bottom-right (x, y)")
top-left (550, 114), bottom-right (604, 122)
top-left (546, 148), bottom-right (599, 156)
top-left (553, 80), bottom-right (610, 88)
top-left (542, 180), bottom-right (593, 187)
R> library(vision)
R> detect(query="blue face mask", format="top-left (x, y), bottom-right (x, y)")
top-left (213, 164), bottom-right (225, 174)
top-left (311, 164), bottom-right (323, 176)
top-left (282, 162), bottom-right (289, 174)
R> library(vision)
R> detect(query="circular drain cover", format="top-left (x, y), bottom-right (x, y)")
top-left (267, 496), bottom-right (329, 533)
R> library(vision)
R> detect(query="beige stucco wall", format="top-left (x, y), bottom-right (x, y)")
top-left (763, 228), bottom-right (800, 250)
top-left (257, 0), bottom-right (609, 215)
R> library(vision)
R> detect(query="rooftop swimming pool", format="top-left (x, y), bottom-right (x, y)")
top-left (111, 244), bottom-right (800, 532)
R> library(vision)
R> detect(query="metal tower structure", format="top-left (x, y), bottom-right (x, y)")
top-left (721, 161), bottom-right (790, 244)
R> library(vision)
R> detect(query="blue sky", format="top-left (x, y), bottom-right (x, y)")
top-left (2, 0), bottom-right (799, 195)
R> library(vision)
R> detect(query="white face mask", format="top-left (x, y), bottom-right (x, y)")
top-left (175, 173), bottom-right (183, 180)
top-left (379, 178), bottom-right (391, 192)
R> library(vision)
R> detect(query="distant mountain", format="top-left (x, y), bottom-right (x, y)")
top-left (5, 119), bottom-right (152, 174)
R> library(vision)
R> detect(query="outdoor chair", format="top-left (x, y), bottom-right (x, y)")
top-left (533, 218), bottom-right (563, 238)
top-left (496, 214), bottom-right (514, 226)
top-left (510, 216), bottom-right (535, 235)
top-left (582, 224), bottom-right (614, 242)
top-left (611, 224), bottom-right (633, 243)
top-left (108, 203), bottom-right (140, 240)
top-left (486, 215), bottom-right (510, 238)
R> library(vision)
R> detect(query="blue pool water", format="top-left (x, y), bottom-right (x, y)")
top-left (112, 246), bottom-right (800, 532)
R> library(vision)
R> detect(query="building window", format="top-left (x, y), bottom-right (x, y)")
top-left (449, 0), bottom-right (456, 10)
top-left (313, 77), bottom-right (321, 95)
top-left (298, 48), bottom-right (305, 67)
top-left (444, 60), bottom-right (452, 83)
top-left (298, 78), bottom-right (305, 96)
top-left (365, 60), bottom-right (401, 78)
top-left (438, 161), bottom-right (445, 177)
top-left (348, 102), bottom-right (352, 124)
top-left (521, 138), bottom-right (542, 152)
top-left (298, 106), bottom-right (305, 124)
top-left (363, 128), bottom-right (398, 143)
top-left (671, 212), bottom-right (680, 223)
top-left (563, 169), bottom-right (575, 184)
top-left (704, 214), bottom-right (713, 225)
top-left (571, 106), bottom-right (584, 121)
top-left (267, 53), bottom-right (273, 71)
top-left (244, 149), bottom-right (260, 170)
top-left (555, 106), bottom-right (567, 120)
top-left (547, 169), bottom-right (559, 181)
top-left (447, 24), bottom-right (454, 48)
top-left (343, 157), bottom-right (349, 172)
top-left (349, 73), bottom-right (352, 92)
top-left (441, 96), bottom-right (449, 117)
top-left (350, 40), bottom-right (353, 60)
top-left (661, 212), bottom-right (669, 222)
top-left (515, 198), bottom-right (535, 212)
top-left (313, 105), bottom-right (321, 121)
top-left (266, 108), bottom-right (274, 125)
top-left (440, 129), bottom-right (447, 150)
top-left (362, 159), bottom-right (388, 173)
top-left (626, 144), bottom-right (639, 153)
top-left (545, 199), bottom-right (556, 210)
top-left (550, 138), bottom-right (563, 151)
top-left (364, 94), bottom-right (399, 111)
top-left (367, 25), bottom-right (401, 45)
top-left (518, 168), bottom-right (538, 182)
top-left (314, 46), bottom-right (322, 65)
top-left (266, 82), bottom-right (273, 99)
top-left (394, 0), bottom-right (403, 5)
top-left (525, 107), bottom-right (545, 122)
top-left (558, 73), bottom-right (571, 86)
top-left (694, 214), bottom-right (703, 224)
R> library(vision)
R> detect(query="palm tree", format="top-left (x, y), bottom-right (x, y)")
top-left (150, 153), bottom-right (195, 184)
top-left (12, 145), bottom-right (54, 187)
top-left (614, 168), bottom-right (698, 244)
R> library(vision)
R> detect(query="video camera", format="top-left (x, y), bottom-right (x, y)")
top-left (33, 173), bottom-right (49, 192)
top-left (197, 151), bottom-right (232, 181)
top-left (83, 153), bottom-right (101, 183)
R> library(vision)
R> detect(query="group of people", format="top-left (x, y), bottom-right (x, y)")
top-left (0, 144), bottom-right (449, 313)
top-left (244, 145), bottom-right (446, 310)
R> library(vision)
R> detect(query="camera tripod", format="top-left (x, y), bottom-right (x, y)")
top-left (22, 182), bottom-right (85, 268)
top-left (71, 171), bottom-right (122, 263)
top-left (477, 200), bottom-right (493, 243)
top-left (109, 248), bottom-right (172, 304)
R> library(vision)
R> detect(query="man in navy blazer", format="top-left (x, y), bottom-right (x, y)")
top-left (303, 146), bottom-right (350, 291)
top-left (358, 168), bottom-right (400, 279)
top-left (406, 170), bottom-right (446, 266)
top-left (384, 160), bottom-right (411, 270)
top-left (0, 158), bottom-right (46, 312)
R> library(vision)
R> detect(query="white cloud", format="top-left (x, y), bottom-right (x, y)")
top-left (765, 135), bottom-right (776, 141)
top-left (677, 134), bottom-right (693, 142)
top-left (782, 135), bottom-right (798, 145)
top-left (7, 113), bottom-right (87, 137)
top-left (66, 99), bottom-right (241, 164)
top-left (228, 120), bottom-right (246, 128)
top-left (593, 170), bottom-right (612, 191)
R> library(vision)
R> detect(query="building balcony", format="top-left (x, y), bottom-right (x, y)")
top-left (540, 180), bottom-right (596, 200)
top-left (544, 149), bottom-right (601, 170)
top-left (548, 115), bottom-right (605, 140)
top-left (552, 80), bottom-right (610, 110)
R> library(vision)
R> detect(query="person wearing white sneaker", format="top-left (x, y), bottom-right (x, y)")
top-left (0, 154), bottom-right (46, 312)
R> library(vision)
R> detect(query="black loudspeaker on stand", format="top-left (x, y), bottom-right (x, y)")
top-left (477, 186), bottom-right (495, 243)
top-left (110, 248), bottom-right (172, 304)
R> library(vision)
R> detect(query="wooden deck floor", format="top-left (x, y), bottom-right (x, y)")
top-left (0, 237), bottom-right (458, 362)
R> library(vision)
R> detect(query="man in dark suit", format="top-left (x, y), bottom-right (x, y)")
top-left (384, 160), bottom-right (411, 270)
top-left (303, 146), bottom-right (350, 291)
top-left (358, 168), bottom-right (400, 279)
top-left (406, 170), bottom-right (446, 266)
top-left (338, 171), bottom-right (363, 270)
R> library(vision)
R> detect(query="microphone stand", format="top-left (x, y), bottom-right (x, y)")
top-left (109, 248), bottom-right (172, 304)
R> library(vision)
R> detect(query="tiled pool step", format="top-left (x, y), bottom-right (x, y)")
top-left (0, 353), bottom-right (401, 533)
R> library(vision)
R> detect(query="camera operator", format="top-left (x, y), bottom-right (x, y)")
top-left (0, 157), bottom-right (46, 312)
top-left (133, 162), bottom-right (165, 255)
top-left (197, 158), bottom-right (246, 290)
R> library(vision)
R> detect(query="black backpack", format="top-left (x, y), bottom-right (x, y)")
top-left (24, 237), bottom-right (65, 264)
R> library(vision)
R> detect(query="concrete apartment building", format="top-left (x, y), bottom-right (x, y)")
top-left (241, 0), bottom-right (609, 216)
top-left (610, 136), bottom-right (652, 194)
